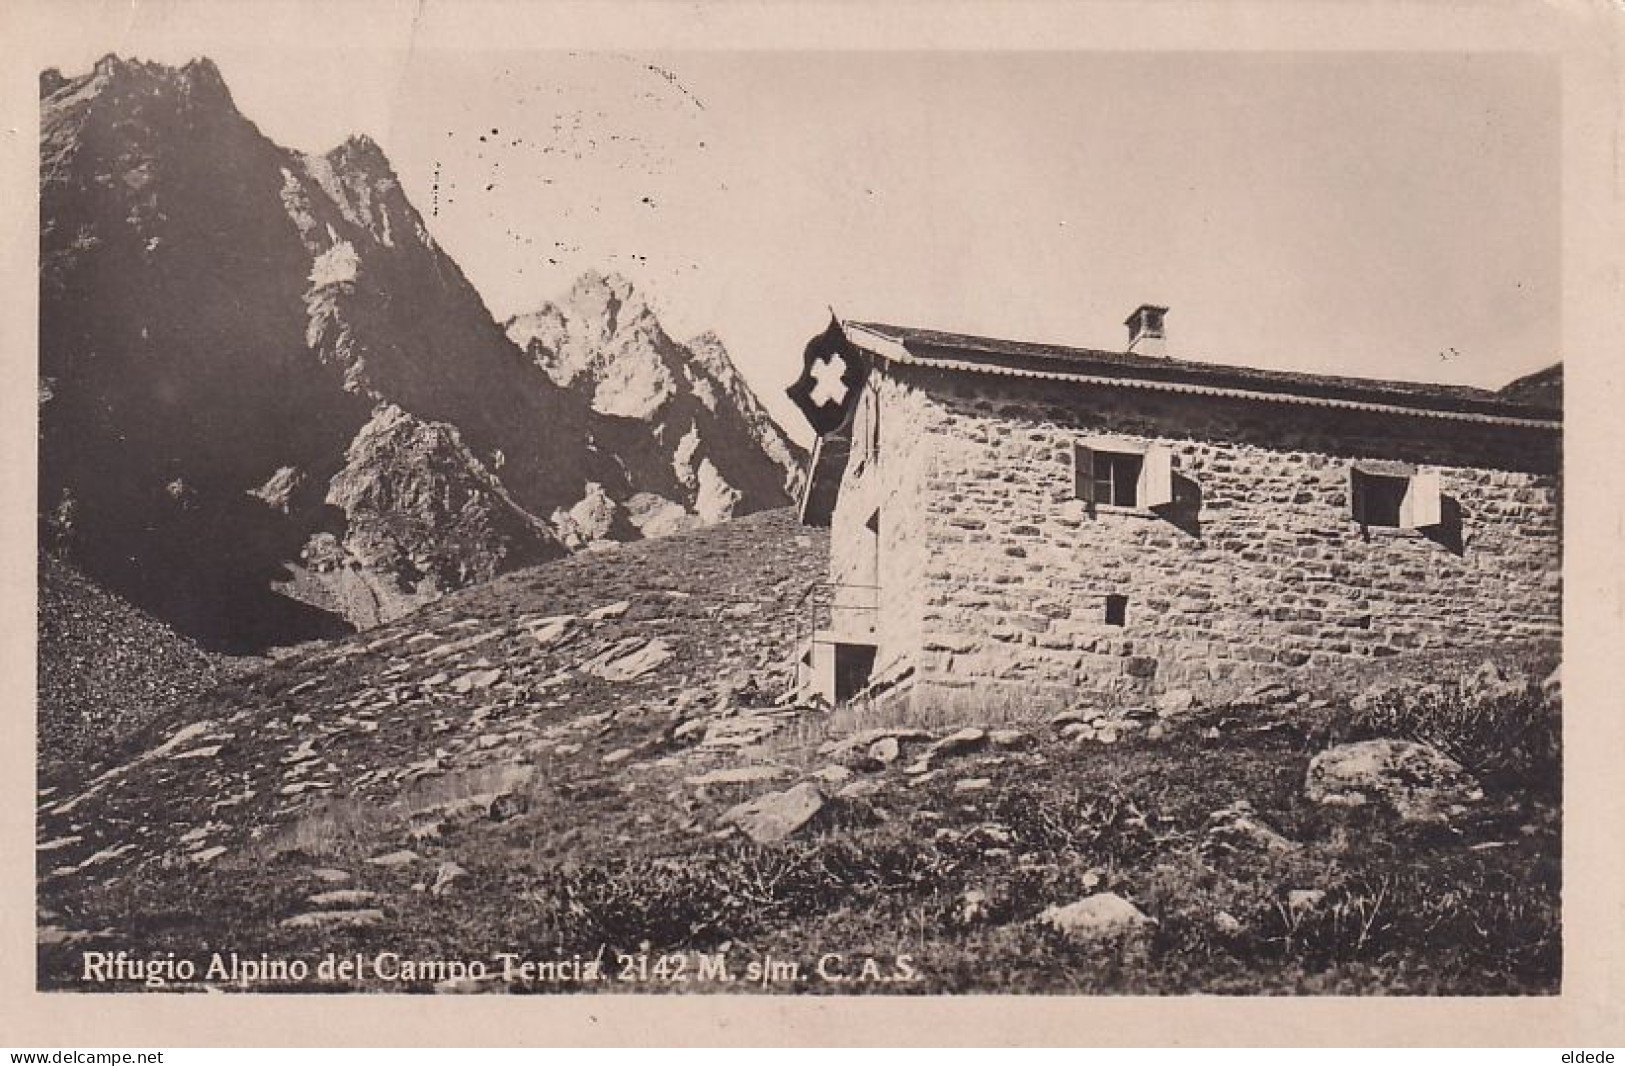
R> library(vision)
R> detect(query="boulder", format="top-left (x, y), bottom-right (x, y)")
top-left (719, 782), bottom-right (825, 844)
top-left (1155, 688), bottom-right (1196, 718)
top-left (929, 727), bottom-right (987, 759)
top-left (1039, 893), bottom-right (1154, 944)
top-left (1305, 738), bottom-right (1484, 824)
top-left (866, 736), bottom-right (901, 767)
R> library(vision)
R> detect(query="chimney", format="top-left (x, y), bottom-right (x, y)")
top-left (1125, 304), bottom-right (1169, 357)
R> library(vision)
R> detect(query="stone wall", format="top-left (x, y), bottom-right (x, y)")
top-left (833, 365), bottom-right (1561, 719)
top-left (826, 375), bottom-right (934, 693)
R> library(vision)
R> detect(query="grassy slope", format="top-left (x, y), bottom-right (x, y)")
top-left (36, 510), bottom-right (1559, 994)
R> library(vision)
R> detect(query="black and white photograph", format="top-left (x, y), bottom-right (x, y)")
top-left (8, 0), bottom-right (1622, 1040)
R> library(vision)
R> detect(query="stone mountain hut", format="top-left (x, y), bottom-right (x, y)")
top-left (785, 307), bottom-right (1562, 717)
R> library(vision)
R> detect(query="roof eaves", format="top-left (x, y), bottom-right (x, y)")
top-left (843, 322), bottom-right (1560, 430)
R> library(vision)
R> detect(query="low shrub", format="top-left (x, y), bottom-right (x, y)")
top-left (1350, 680), bottom-right (1560, 794)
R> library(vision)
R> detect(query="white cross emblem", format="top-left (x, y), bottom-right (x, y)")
top-left (809, 353), bottom-right (849, 407)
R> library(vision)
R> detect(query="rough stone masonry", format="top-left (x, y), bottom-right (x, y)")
top-left (801, 321), bottom-right (1561, 720)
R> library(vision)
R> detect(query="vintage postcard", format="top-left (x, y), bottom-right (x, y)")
top-left (3, 0), bottom-right (1622, 1048)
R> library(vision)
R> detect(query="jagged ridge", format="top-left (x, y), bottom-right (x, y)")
top-left (39, 55), bottom-right (806, 652)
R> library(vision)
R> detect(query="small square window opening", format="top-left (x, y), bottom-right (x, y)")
top-left (1105, 594), bottom-right (1128, 626)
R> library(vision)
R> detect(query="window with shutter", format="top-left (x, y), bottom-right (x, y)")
top-left (1074, 444), bottom-right (1096, 505)
top-left (1075, 439), bottom-right (1178, 511)
top-left (1140, 445), bottom-right (1173, 509)
top-left (1350, 464), bottom-right (1444, 530)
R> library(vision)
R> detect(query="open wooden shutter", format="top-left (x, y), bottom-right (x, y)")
top-left (1074, 444), bottom-right (1096, 504)
top-left (1401, 469), bottom-right (1443, 528)
top-left (1349, 466), bottom-right (1367, 524)
top-left (1140, 445), bottom-right (1173, 509)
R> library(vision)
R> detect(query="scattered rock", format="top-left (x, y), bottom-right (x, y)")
top-left (1155, 688), bottom-right (1195, 718)
top-left (1039, 893), bottom-right (1154, 944)
top-left (585, 600), bottom-right (631, 621)
top-left (308, 868), bottom-right (352, 884)
top-left (1285, 889), bottom-right (1326, 916)
top-left (1206, 800), bottom-right (1297, 853)
top-left (817, 727), bottom-right (932, 760)
top-left (701, 715), bottom-right (784, 749)
top-left (809, 764), bottom-right (852, 784)
top-left (170, 744), bottom-right (223, 760)
top-left (954, 777), bottom-right (993, 793)
top-left (366, 849), bottom-right (421, 868)
top-left (1213, 911), bottom-right (1244, 935)
top-left (280, 909), bottom-right (385, 929)
top-left (672, 717), bottom-right (710, 742)
top-left (191, 845), bottom-right (228, 865)
top-left (583, 637), bottom-right (675, 683)
top-left (307, 889), bottom-right (379, 908)
top-left (1305, 738), bottom-right (1485, 824)
top-left (430, 861), bottom-right (469, 897)
top-left (450, 668), bottom-right (504, 694)
top-left (929, 727), bottom-right (987, 759)
top-left (719, 782), bottom-right (826, 844)
top-left (988, 729), bottom-right (1030, 749)
top-left (866, 736), bottom-right (901, 766)
top-left (602, 747), bottom-right (634, 765)
top-left (837, 778), bottom-right (884, 800)
top-left (684, 765), bottom-right (792, 788)
top-left (522, 615), bottom-right (576, 648)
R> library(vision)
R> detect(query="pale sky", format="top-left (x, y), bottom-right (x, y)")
top-left (40, 29), bottom-right (1560, 444)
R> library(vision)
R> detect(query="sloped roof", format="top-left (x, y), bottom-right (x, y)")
top-left (847, 321), bottom-right (1562, 426)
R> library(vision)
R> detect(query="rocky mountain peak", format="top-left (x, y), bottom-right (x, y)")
top-left (40, 55), bottom-right (807, 652)
top-left (505, 272), bottom-right (806, 505)
top-left (68, 53), bottom-right (236, 110)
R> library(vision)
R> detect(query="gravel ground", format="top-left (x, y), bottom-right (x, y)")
top-left (38, 551), bottom-right (256, 765)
